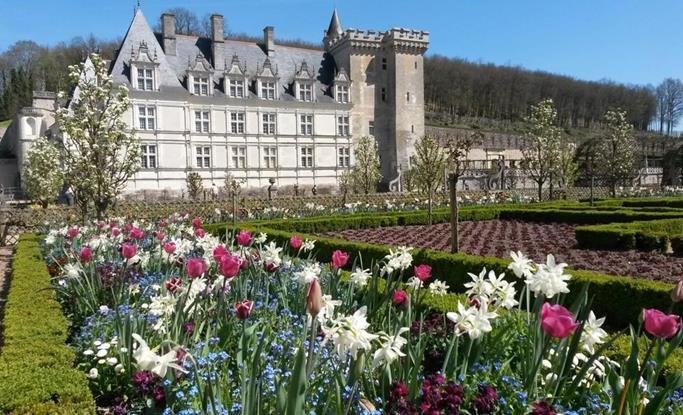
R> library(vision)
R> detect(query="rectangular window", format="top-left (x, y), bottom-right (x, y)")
top-left (196, 146), bottom-right (211, 168)
top-left (300, 146), bottom-right (314, 168)
top-left (338, 147), bottom-right (350, 168)
top-left (337, 116), bottom-right (350, 136)
top-left (299, 83), bottom-right (313, 101)
top-left (261, 81), bottom-right (276, 99)
top-left (140, 144), bottom-right (157, 169)
top-left (138, 106), bottom-right (156, 130)
top-left (300, 114), bottom-right (313, 135)
top-left (262, 146), bottom-right (277, 169)
top-left (193, 76), bottom-right (210, 96)
top-left (406, 92), bottom-right (411, 102)
top-left (369, 120), bottom-right (375, 136)
top-left (262, 113), bottom-right (276, 135)
top-left (381, 88), bottom-right (386, 102)
top-left (381, 58), bottom-right (387, 70)
top-left (230, 112), bottom-right (245, 134)
top-left (336, 85), bottom-right (349, 103)
top-left (231, 146), bottom-right (246, 169)
top-left (136, 67), bottom-right (154, 91)
top-left (228, 79), bottom-right (244, 98)
top-left (194, 110), bottom-right (210, 133)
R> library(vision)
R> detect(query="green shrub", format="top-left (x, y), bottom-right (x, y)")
top-left (0, 234), bottom-right (95, 414)
top-left (575, 218), bottom-right (683, 252)
top-left (622, 197), bottom-right (683, 209)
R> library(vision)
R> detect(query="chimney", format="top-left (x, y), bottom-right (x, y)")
top-left (211, 14), bottom-right (225, 71)
top-left (162, 13), bottom-right (176, 56)
top-left (263, 26), bottom-right (275, 56)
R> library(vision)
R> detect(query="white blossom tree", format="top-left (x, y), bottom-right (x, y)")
top-left (186, 171), bottom-right (203, 200)
top-left (522, 98), bottom-right (562, 201)
top-left (412, 135), bottom-right (448, 225)
top-left (23, 137), bottom-right (64, 208)
top-left (55, 53), bottom-right (140, 219)
top-left (351, 136), bottom-right (382, 194)
top-left (596, 109), bottom-right (639, 197)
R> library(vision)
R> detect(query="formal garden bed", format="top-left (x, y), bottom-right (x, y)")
top-left (327, 220), bottom-right (683, 282)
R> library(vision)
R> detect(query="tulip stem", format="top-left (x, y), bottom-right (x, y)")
top-left (616, 378), bottom-right (631, 415)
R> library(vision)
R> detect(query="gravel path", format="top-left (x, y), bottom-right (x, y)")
top-left (328, 220), bottom-right (683, 283)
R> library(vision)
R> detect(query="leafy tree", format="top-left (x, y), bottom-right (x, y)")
top-left (186, 171), bottom-right (203, 201)
top-left (595, 109), bottom-right (639, 197)
top-left (22, 137), bottom-right (63, 208)
top-left (522, 99), bottom-right (562, 201)
top-left (412, 135), bottom-right (448, 225)
top-left (552, 137), bottom-right (578, 198)
top-left (351, 136), bottom-right (381, 194)
top-left (55, 53), bottom-right (141, 219)
top-left (444, 131), bottom-right (480, 253)
top-left (338, 169), bottom-right (354, 203)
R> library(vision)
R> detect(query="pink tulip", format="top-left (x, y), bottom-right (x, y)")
top-left (165, 277), bottom-right (182, 294)
top-left (235, 300), bottom-right (254, 320)
top-left (643, 308), bottom-right (681, 339)
top-left (123, 223), bottom-right (133, 233)
top-left (331, 250), bottom-right (349, 269)
top-left (154, 231), bottom-right (165, 241)
top-left (66, 227), bottom-right (79, 239)
top-left (541, 302), bottom-right (578, 339)
top-left (236, 230), bottom-right (253, 246)
top-left (414, 264), bottom-right (432, 282)
top-left (195, 228), bottom-right (206, 238)
top-left (80, 246), bottom-right (93, 263)
top-left (121, 243), bottom-right (137, 259)
top-left (219, 255), bottom-right (241, 278)
top-left (290, 235), bottom-right (303, 250)
top-left (163, 242), bottom-right (176, 254)
top-left (192, 217), bottom-right (202, 229)
top-left (129, 227), bottom-right (144, 240)
top-left (392, 289), bottom-right (409, 310)
top-left (186, 258), bottom-right (206, 279)
top-left (307, 279), bottom-right (323, 316)
top-left (213, 245), bottom-right (228, 263)
top-left (111, 227), bottom-right (121, 237)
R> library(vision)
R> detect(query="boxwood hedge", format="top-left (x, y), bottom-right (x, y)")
top-left (0, 234), bottom-right (95, 414)
top-left (576, 218), bottom-right (683, 253)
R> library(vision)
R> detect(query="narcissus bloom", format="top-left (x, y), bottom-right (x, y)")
top-left (131, 334), bottom-right (183, 377)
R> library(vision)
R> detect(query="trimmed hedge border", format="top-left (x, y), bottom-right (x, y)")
top-left (576, 219), bottom-right (683, 254)
top-left (0, 234), bottom-right (95, 415)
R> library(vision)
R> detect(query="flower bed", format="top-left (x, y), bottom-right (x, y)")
top-left (34, 214), bottom-right (683, 414)
top-left (0, 234), bottom-right (94, 414)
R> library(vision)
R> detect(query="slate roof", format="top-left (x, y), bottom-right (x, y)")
top-left (111, 9), bottom-right (339, 103)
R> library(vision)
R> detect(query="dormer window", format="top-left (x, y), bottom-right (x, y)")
top-left (333, 67), bottom-right (351, 104)
top-left (228, 79), bottom-right (245, 98)
top-left (261, 81), bottom-right (276, 100)
top-left (336, 85), bottom-right (349, 103)
top-left (299, 83), bottom-right (313, 102)
top-left (193, 76), bottom-right (210, 96)
top-left (137, 67), bottom-right (155, 91)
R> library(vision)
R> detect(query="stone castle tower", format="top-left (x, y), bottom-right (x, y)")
top-left (323, 10), bottom-right (429, 188)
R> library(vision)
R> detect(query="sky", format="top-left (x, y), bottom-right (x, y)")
top-left (0, 0), bottom-right (682, 88)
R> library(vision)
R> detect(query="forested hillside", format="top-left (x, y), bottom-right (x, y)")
top-left (425, 55), bottom-right (658, 131)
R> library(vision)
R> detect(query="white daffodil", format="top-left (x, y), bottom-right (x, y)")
top-left (446, 299), bottom-right (497, 340)
top-left (508, 251), bottom-right (534, 278)
top-left (349, 268), bottom-right (372, 287)
top-left (87, 368), bottom-right (99, 379)
top-left (148, 294), bottom-right (178, 318)
top-left (405, 277), bottom-right (424, 290)
top-left (294, 262), bottom-right (321, 285)
top-left (254, 232), bottom-right (268, 244)
top-left (428, 280), bottom-right (449, 296)
top-left (301, 239), bottom-right (316, 252)
top-left (525, 254), bottom-right (571, 299)
top-left (316, 294), bottom-right (342, 325)
top-left (131, 334), bottom-right (184, 378)
top-left (581, 311), bottom-right (608, 353)
top-left (63, 263), bottom-right (83, 279)
top-left (372, 327), bottom-right (409, 368)
top-left (382, 246), bottom-right (413, 275)
top-left (464, 269), bottom-right (494, 299)
top-left (261, 241), bottom-right (283, 268)
top-left (323, 306), bottom-right (378, 359)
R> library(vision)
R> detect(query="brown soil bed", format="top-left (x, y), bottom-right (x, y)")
top-left (327, 220), bottom-right (683, 283)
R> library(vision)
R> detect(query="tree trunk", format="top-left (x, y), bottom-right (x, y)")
top-left (428, 190), bottom-right (433, 226)
top-left (537, 182), bottom-right (543, 202)
top-left (232, 193), bottom-right (237, 229)
top-left (449, 173), bottom-right (459, 253)
top-left (589, 176), bottom-right (595, 206)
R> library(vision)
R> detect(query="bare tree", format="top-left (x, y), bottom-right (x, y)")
top-left (444, 131), bottom-right (480, 253)
top-left (159, 7), bottom-right (201, 35)
top-left (656, 79), bottom-right (683, 136)
top-left (412, 135), bottom-right (448, 225)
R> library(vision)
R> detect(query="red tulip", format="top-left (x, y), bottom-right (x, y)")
top-left (129, 227), bottom-right (145, 240)
top-left (414, 264), bottom-right (432, 282)
top-left (643, 308), bottom-right (682, 339)
top-left (66, 227), bottom-right (79, 239)
top-left (123, 223), bottom-right (133, 233)
top-left (235, 300), bottom-right (254, 320)
top-left (111, 227), bottom-right (121, 237)
top-left (290, 235), bottom-right (303, 250)
top-left (195, 228), bottom-right (206, 238)
top-left (219, 255), bottom-right (241, 278)
top-left (163, 242), bottom-right (176, 254)
top-left (165, 277), bottom-right (182, 294)
top-left (80, 246), bottom-right (93, 263)
top-left (154, 231), bottom-right (165, 241)
top-left (212, 245), bottom-right (229, 263)
top-left (236, 230), bottom-right (253, 246)
top-left (392, 289), bottom-right (409, 310)
top-left (331, 250), bottom-right (349, 269)
top-left (121, 243), bottom-right (137, 259)
top-left (541, 303), bottom-right (578, 339)
top-left (186, 258), bottom-right (206, 279)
